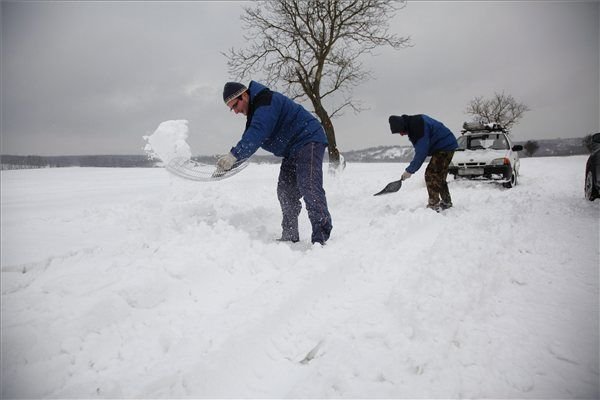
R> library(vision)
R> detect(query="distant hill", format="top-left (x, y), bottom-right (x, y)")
top-left (0, 137), bottom-right (591, 169)
top-left (341, 146), bottom-right (415, 163)
top-left (340, 137), bottom-right (589, 162)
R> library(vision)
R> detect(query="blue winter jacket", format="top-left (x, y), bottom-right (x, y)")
top-left (230, 81), bottom-right (328, 160)
top-left (389, 114), bottom-right (458, 174)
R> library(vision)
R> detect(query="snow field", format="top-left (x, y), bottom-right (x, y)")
top-left (1, 156), bottom-right (598, 398)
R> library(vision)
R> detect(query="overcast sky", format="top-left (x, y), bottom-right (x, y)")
top-left (1, 1), bottom-right (599, 156)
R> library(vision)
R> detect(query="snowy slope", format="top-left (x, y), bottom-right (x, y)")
top-left (1, 156), bottom-right (598, 398)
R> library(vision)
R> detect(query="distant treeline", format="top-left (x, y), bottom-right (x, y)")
top-left (1, 136), bottom-right (594, 170)
top-left (0, 154), bottom-right (280, 170)
top-left (0, 155), bottom-right (156, 170)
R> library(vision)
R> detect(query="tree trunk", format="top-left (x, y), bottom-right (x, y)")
top-left (314, 104), bottom-right (341, 167)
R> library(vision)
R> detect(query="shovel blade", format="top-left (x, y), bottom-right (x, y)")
top-left (373, 179), bottom-right (403, 196)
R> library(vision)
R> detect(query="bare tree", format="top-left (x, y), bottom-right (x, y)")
top-left (224, 0), bottom-right (411, 167)
top-left (465, 92), bottom-right (530, 133)
top-left (524, 140), bottom-right (539, 157)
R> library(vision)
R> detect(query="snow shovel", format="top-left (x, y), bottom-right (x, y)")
top-left (373, 179), bottom-right (403, 196)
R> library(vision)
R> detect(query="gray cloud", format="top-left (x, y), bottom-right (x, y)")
top-left (1, 1), bottom-right (598, 156)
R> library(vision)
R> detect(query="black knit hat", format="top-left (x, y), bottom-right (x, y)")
top-left (389, 115), bottom-right (408, 134)
top-left (223, 82), bottom-right (247, 104)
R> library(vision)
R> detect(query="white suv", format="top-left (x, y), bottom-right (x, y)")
top-left (449, 122), bottom-right (523, 188)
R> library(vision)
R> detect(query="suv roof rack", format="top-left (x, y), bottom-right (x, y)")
top-left (461, 122), bottom-right (507, 134)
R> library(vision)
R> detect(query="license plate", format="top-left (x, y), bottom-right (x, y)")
top-left (458, 168), bottom-right (484, 176)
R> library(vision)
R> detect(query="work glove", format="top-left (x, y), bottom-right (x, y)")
top-left (217, 152), bottom-right (237, 171)
top-left (401, 170), bottom-right (412, 180)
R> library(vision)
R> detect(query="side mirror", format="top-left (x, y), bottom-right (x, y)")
top-left (512, 145), bottom-right (523, 151)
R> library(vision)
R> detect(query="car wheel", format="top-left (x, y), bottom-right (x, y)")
top-left (503, 168), bottom-right (517, 188)
top-left (585, 170), bottom-right (598, 201)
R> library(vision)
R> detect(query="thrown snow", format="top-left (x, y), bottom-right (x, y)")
top-left (1, 156), bottom-right (599, 398)
top-left (143, 120), bottom-right (192, 164)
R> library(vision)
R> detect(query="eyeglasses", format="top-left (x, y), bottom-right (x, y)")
top-left (229, 96), bottom-right (242, 112)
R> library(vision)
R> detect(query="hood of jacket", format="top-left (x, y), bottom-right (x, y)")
top-left (248, 81), bottom-right (268, 101)
top-left (389, 114), bottom-right (425, 144)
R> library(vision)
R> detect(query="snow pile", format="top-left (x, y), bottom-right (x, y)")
top-left (1, 156), bottom-right (599, 398)
top-left (143, 120), bottom-right (192, 164)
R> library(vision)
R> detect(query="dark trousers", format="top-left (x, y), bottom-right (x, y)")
top-left (424, 151), bottom-right (454, 206)
top-left (277, 142), bottom-right (332, 244)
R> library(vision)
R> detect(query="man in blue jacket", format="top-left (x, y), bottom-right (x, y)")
top-left (389, 114), bottom-right (458, 211)
top-left (218, 81), bottom-right (332, 244)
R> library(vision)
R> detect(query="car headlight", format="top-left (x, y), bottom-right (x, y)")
top-left (491, 157), bottom-right (510, 166)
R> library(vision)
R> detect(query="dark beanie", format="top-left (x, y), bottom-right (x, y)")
top-left (389, 115), bottom-right (408, 134)
top-left (223, 82), bottom-right (247, 104)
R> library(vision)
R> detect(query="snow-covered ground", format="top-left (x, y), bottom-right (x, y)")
top-left (1, 156), bottom-right (599, 398)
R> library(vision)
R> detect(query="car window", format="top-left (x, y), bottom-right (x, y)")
top-left (490, 135), bottom-right (509, 150)
top-left (457, 134), bottom-right (509, 150)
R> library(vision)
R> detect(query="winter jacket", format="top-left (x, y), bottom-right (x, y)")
top-left (230, 81), bottom-right (328, 160)
top-left (389, 114), bottom-right (458, 174)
